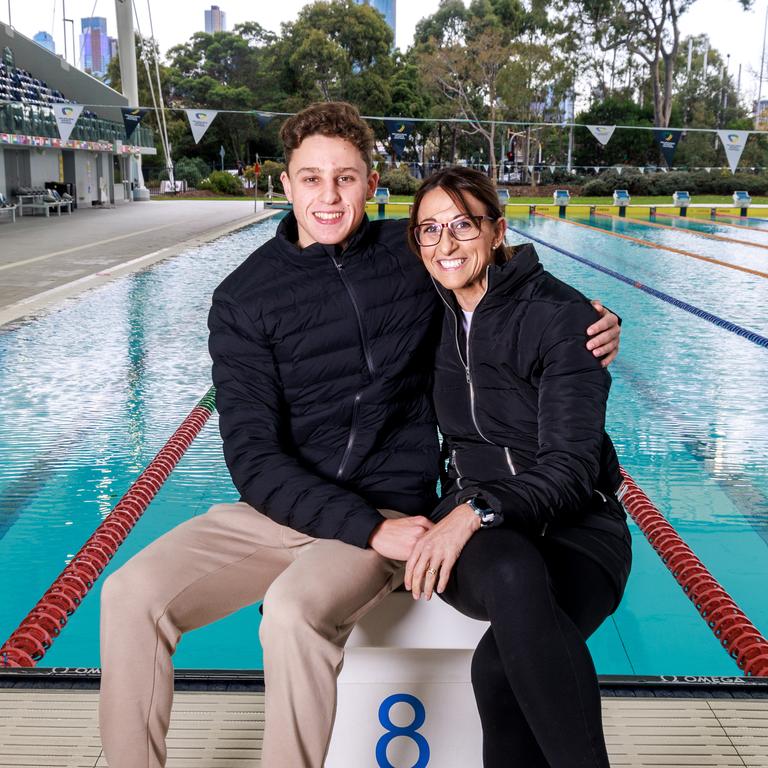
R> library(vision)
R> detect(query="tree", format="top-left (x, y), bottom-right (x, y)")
top-left (276, 0), bottom-right (395, 115)
top-left (564, 0), bottom-right (752, 127)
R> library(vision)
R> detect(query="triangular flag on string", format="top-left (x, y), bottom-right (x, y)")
top-left (483, 164), bottom-right (489, 172)
top-left (53, 103), bottom-right (84, 142)
top-left (255, 111), bottom-right (273, 129)
top-left (705, 167), bottom-right (711, 173)
top-left (661, 167), bottom-right (668, 173)
top-left (653, 128), bottom-right (683, 167)
top-left (122, 107), bottom-right (150, 140)
top-left (185, 109), bottom-right (218, 144)
top-left (639, 167), bottom-right (645, 174)
top-left (528, 165), bottom-right (534, 174)
top-left (616, 167), bottom-right (623, 175)
top-left (586, 125), bottom-right (616, 146)
top-left (549, 165), bottom-right (556, 174)
top-left (716, 130), bottom-right (750, 174)
top-left (594, 166), bottom-right (600, 173)
top-left (384, 120), bottom-right (415, 158)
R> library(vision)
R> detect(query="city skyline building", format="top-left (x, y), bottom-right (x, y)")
top-left (354, 0), bottom-right (396, 39)
top-left (204, 5), bottom-right (227, 34)
top-left (33, 31), bottom-right (55, 54)
top-left (79, 16), bottom-right (115, 78)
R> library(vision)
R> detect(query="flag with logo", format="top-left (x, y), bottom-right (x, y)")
top-left (53, 103), bottom-right (84, 142)
top-left (254, 111), bottom-right (273, 129)
top-left (185, 109), bottom-right (218, 144)
top-left (653, 129), bottom-right (683, 167)
top-left (384, 119), bottom-right (414, 158)
top-left (122, 107), bottom-right (150, 140)
top-left (717, 130), bottom-right (750, 174)
top-left (586, 125), bottom-right (616, 146)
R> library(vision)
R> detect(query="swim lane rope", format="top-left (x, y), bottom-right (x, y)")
top-left (2, 386), bottom-right (767, 676)
top-left (0, 388), bottom-right (217, 668)
top-left (506, 225), bottom-right (768, 349)
top-left (619, 470), bottom-right (768, 676)
top-left (536, 212), bottom-right (768, 278)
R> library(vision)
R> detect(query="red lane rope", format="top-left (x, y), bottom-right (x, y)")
top-left (619, 468), bottom-right (768, 677)
top-left (0, 389), bottom-right (217, 667)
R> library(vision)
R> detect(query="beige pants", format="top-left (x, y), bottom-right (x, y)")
top-left (99, 502), bottom-right (404, 768)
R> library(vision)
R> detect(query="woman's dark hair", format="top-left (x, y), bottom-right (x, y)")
top-left (408, 166), bottom-right (506, 263)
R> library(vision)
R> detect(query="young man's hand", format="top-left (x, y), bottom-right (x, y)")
top-left (587, 301), bottom-right (621, 367)
top-left (368, 516), bottom-right (433, 561)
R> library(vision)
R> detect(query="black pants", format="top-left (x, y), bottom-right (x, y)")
top-left (440, 528), bottom-right (622, 768)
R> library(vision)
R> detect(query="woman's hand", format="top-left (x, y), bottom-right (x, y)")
top-left (404, 504), bottom-right (481, 600)
top-left (587, 301), bottom-right (621, 367)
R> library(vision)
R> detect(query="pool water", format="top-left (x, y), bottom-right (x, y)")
top-left (1, 211), bottom-right (766, 675)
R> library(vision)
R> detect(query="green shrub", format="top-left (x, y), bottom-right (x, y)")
top-left (207, 170), bottom-right (246, 196)
top-left (258, 160), bottom-right (286, 193)
top-left (378, 165), bottom-right (421, 195)
top-left (174, 156), bottom-right (211, 188)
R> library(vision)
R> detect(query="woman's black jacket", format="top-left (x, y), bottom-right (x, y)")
top-left (432, 243), bottom-right (631, 593)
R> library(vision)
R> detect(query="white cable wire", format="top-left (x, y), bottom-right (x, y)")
top-left (145, 0), bottom-right (173, 182)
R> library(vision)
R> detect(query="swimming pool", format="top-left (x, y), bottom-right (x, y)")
top-left (1, 211), bottom-right (766, 675)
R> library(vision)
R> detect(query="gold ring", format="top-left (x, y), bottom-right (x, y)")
top-left (426, 567), bottom-right (437, 576)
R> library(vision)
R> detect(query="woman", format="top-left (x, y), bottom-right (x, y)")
top-left (403, 167), bottom-right (632, 768)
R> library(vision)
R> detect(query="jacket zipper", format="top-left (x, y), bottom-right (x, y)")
top-left (333, 256), bottom-right (376, 481)
top-left (503, 447), bottom-right (517, 476)
top-left (434, 274), bottom-right (493, 444)
top-left (451, 448), bottom-right (464, 489)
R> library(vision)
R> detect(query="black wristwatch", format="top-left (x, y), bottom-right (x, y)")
top-left (467, 496), bottom-right (503, 528)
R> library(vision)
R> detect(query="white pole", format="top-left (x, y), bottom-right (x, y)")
top-left (115, 0), bottom-right (149, 200)
top-left (758, 4), bottom-right (768, 121)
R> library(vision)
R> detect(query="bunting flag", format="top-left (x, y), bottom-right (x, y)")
top-left (594, 166), bottom-right (600, 173)
top-left (185, 109), bottom-right (218, 143)
top-left (717, 130), bottom-right (750, 174)
top-left (705, 167), bottom-right (711, 173)
top-left (586, 125), bottom-right (616, 146)
top-left (384, 119), bottom-right (414, 158)
top-left (638, 167), bottom-right (645, 174)
top-left (122, 107), bottom-right (150, 140)
top-left (254, 111), bottom-right (273, 129)
top-left (653, 129), bottom-right (683, 167)
top-left (549, 165), bottom-right (556, 174)
top-left (616, 167), bottom-right (623, 175)
top-left (53, 103), bottom-right (84, 142)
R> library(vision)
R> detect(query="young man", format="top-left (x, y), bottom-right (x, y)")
top-left (99, 102), bottom-right (620, 768)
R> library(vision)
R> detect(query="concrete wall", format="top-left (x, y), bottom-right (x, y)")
top-left (29, 149), bottom-right (61, 186)
top-left (0, 22), bottom-right (127, 122)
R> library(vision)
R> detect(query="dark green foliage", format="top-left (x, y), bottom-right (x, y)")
top-left (378, 166), bottom-right (422, 195)
top-left (206, 170), bottom-right (246, 196)
top-left (259, 161), bottom-right (286, 193)
top-left (173, 157), bottom-right (211, 187)
top-left (581, 169), bottom-right (768, 197)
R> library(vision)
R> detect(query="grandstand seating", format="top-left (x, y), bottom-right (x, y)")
top-left (0, 61), bottom-right (152, 146)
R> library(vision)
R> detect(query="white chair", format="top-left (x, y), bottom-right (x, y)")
top-left (326, 590), bottom-right (488, 768)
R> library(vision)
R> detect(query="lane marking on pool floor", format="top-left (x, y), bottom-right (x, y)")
top-left (0, 222), bottom-right (178, 273)
top-left (534, 213), bottom-right (768, 279)
top-left (656, 211), bottom-right (768, 234)
top-left (594, 211), bottom-right (768, 251)
top-left (507, 225), bottom-right (768, 349)
top-left (714, 211), bottom-right (768, 227)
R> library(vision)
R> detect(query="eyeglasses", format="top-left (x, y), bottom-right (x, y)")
top-left (411, 214), bottom-right (496, 247)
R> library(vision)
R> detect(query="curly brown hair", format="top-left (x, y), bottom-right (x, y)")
top-left (280, 102), bottom-right (375, 173)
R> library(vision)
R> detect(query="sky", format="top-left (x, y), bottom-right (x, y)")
top-left (2, 0), bottom-right (765, 105)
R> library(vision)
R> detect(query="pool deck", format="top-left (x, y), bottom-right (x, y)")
top-left (0, 688), bottom-right (767, 766)
top-left (0, 199), bottom-right (278, 327)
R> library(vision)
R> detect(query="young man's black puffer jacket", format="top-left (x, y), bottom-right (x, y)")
top-left (208, 213), bottom-right (442, 549)
top-left (432, 243), bottom-right (631, 598)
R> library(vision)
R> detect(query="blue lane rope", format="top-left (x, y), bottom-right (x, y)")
top-left (507, 225), bottom-right (768, 350)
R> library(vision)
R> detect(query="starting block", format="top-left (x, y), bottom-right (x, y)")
top-left (326, 591), bottom-right (489, 768)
